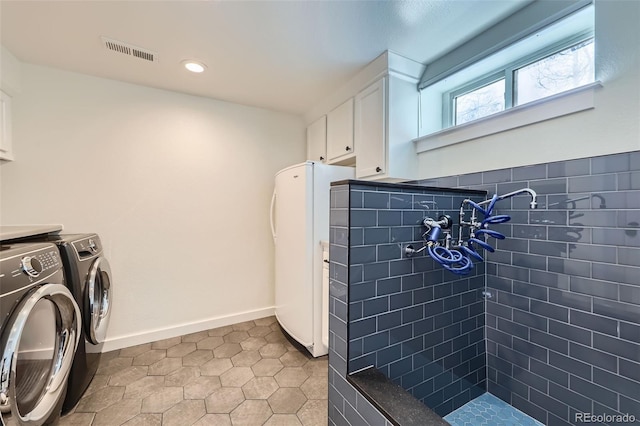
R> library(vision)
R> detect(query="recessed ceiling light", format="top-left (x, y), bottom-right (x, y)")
top-left (182, 60), bottom-right (207, 73)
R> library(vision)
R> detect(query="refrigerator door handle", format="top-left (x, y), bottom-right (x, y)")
top-left (270, 188), bottom-right (277, 243)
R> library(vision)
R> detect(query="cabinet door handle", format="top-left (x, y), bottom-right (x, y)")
top-left (376, 167), bottom-right (382, 173)
top-left (320, 156), bottom-right (325, 161)
top-left (345, 146), bottom-right (351, 151)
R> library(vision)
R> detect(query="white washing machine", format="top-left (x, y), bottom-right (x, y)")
top-left (0, 242), bottom-right (81, 426)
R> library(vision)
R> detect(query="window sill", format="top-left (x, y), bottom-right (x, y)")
top-left (414, 82), bottom-right (602, 154)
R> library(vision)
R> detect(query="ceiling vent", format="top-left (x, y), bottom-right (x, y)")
top-left (101, 36), bottom-right (158, 63)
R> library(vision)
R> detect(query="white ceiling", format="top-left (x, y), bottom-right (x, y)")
top-left (0, 0), bottom-right (530, 116)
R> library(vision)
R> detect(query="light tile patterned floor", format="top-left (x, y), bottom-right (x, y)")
top-left (444, 393), bottom-right (544, 426)
top-left (59, 316), bottom-right (328, 426)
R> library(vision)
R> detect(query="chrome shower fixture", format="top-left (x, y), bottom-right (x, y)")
top-left (405, 215), bottom-right (452, 257)
top-left (415, 188), bottom-right (538, 275)
top-left (422, 215), bottom-right (452, 242)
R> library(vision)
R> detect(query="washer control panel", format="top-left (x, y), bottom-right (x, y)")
top-left (21, 256), bottom-right (43, 277)
top-left (73, 235), bottom-right (102, 260)
top-left (0, 244), bottom-right (63, 293)
top-left (21, 249), bottom-right (60, 278)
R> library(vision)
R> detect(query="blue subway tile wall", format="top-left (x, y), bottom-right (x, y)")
top-left (416, 150), bottom-right (640, 426)
top-left (349, 184), bottom-right (488, 417)
top-left (329, 183), bottom-right (394, 426)
top-left (329, 180), bottom-right (488, 423)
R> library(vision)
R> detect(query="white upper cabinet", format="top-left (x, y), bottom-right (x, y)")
top-left (355, 78), bottom-right (386, 179)
top-left (0, 90), bottom-right (13, 161)
top-left (304, 51), bottom-right (423, 180)
top-left (307, 115), bottom-right (327, 163)
top-left (326, 98), bottom-right (355, 164)
top-left (355, 75), bottom-right (419, 181)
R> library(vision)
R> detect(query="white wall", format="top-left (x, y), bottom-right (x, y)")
top-left (0, 63), bottom-right (305, 350)
top-left (0, 46), bottom-right (21, 95)
top-left (416, 0), bottom-right (640, 178)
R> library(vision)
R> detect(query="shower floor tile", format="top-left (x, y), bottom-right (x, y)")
top-left (444, 393), bottom-right (544, 426)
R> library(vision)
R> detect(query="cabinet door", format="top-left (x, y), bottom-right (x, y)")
top-left (0, 90), bottom-right (13, 161)
top-left (355, 78), bottom-right (386, 179)
top-left (326, 98), bottom-right (354, 163)
top-left (307, 115), bottom-right (327, 163)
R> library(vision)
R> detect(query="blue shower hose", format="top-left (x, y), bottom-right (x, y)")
top-left (426, 194), bottom-right (512, 275)
top-left (427, 245), bottom-right (473, 275)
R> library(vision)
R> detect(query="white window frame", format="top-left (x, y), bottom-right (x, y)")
top-left (444, 30), bottom-right (594, 129)
top-left (511, 33), bottom-right (594, 106)
top-left (415, 81), bottom-right (601, 154)
top-left (415, 1), bottom-right (598, 154)
top-left (445, 71), bottom-right (506, 127)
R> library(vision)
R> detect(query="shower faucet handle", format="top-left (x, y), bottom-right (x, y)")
top-left (423, 215), bottom-right (452, 230)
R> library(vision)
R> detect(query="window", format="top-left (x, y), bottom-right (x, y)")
top-left (418, 1), bottom-right (595, 137)
top-left (514, 38), bottom-right (594, 105)
top-left (453, 77), bottom-right (505, 126)
top-left (448, 35), bottom-right (594, 126)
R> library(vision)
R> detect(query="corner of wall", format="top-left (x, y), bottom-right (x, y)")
top-left (1, 45), bottom-right (22, 95)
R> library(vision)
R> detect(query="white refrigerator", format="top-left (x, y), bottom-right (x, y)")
top-left (270, 161), bottom-right (354, 357)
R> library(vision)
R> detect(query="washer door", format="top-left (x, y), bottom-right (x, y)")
top-left (0, 284), bottom-right (81, 426)
top-left (86, 256), bottom-right (112, 345)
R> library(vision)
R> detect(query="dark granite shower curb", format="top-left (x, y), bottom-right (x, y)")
top-left (348, 367), bottom-right (450, 426)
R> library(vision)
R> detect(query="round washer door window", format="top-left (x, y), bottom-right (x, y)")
top-left (86, 256), bottom-right (112, 345)
top-left (0, 284), bottom-right (81, 426)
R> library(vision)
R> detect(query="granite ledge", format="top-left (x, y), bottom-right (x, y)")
top-left (330, 179), bottom-right (486, 195)
top-left (348, 367), bottom-right (450, 426)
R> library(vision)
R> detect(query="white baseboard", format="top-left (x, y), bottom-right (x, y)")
top-left (96, 306), bottom-right (275, 352)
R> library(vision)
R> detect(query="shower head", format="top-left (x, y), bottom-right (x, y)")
top-left (494, 188), bottom-right (538, 209)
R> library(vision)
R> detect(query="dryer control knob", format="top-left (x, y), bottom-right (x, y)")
top-left (87, 239), bottom-right (98, 253)
top-left (21, 256), bottom-right (43, 277)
